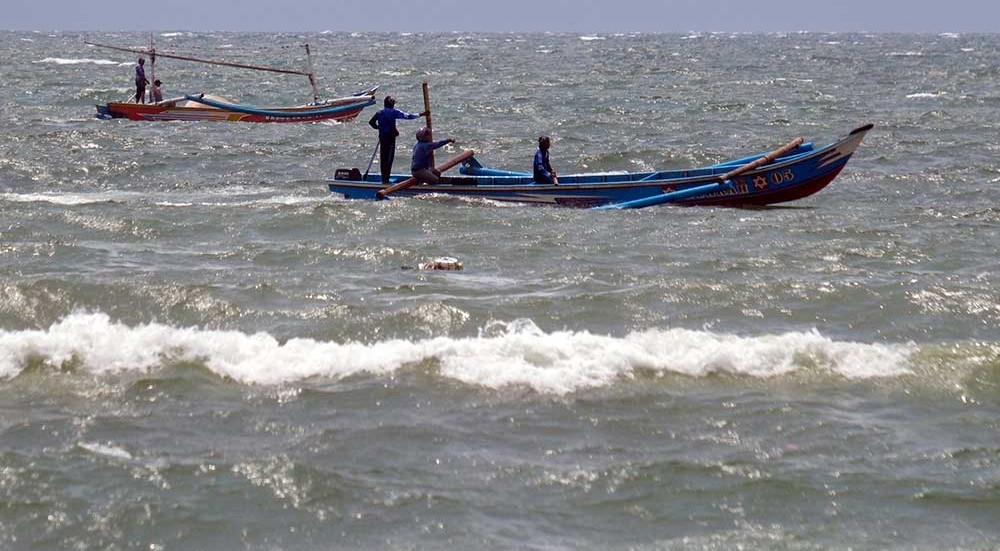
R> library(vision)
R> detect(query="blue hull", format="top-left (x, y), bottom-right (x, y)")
top-left (327, 124), bottom-right (873, 208)
top-left (183, 91), bottom-right (375, 119)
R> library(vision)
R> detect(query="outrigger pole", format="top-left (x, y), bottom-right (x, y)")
top-left (84, 41), bottom-right (321, 103)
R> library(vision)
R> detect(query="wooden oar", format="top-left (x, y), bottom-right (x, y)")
top-left (595, 137), bottom-right (804, 210)
top-left (592, 181), bottom-right (734, 210)
top-left (376, 150), bottom-right (475, 199)
top-left (714, 137), bottom-right (804, 184)
top-left (153, 95), bottom-right (186, 106)
top-left (362, 139), bottom-right (380, 181)
top-left (422, 81), bottom-right (434, 166)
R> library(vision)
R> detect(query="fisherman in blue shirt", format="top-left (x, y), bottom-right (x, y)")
top-left (411, 127), bottom-right (455, 184)
top-left (533, 136), bottom-right (559, 185)
top-left (134, 58), bottom-right (149, 104)
top-left (368, 96), bottom-right (427, 184)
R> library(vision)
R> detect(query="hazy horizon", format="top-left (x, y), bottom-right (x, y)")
top-left (6, 0), bottom-right (1000, 33)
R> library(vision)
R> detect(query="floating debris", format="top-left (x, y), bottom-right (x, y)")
top-left (418, 257), bottom-right (464, 271)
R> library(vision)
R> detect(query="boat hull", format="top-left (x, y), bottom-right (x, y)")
top-left (96, 90), bottom-right (376, 123)
top-left (327, 124), bottom-right (873, 208)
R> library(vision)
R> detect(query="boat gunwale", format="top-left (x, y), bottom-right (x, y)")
top-left (328, 131), bottom-right (856, 191)
top-left (180, 94), bottom-right (375, 117)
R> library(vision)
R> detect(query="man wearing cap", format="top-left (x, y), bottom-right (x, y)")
top-left (368, 96), bottom-right (427, 184)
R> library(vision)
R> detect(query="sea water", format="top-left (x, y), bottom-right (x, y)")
top-left (1, 30), bottom-right (998, 550)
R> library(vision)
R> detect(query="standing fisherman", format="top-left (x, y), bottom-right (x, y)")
top-left (134, 58), bottom-right (150, 103)
top-left (368, 96), bottom-right (427, 184)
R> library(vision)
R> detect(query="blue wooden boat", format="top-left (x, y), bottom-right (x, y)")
top-left (328, 124), bottom-right (873, 209)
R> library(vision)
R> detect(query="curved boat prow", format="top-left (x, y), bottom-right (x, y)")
top-left (850, 123), bottom-right (875, 136)
top-left (352, 85), bottom-right (380, 98)
top-left (813, 123), bottom-right (873, 171)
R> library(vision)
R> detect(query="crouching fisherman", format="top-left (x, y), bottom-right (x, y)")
top-left (411, 127), bottom-right (456, 184)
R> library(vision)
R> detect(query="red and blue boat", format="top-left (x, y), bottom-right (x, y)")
top-left (87, 40), bottom-right (377, 124)
top-left (95, 88), bottom-right (377, 123)
top-left (327, 124), bottom-right (873, 209)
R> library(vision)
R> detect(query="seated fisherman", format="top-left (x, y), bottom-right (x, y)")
top-left (533, 136), bottom-right (558, 185)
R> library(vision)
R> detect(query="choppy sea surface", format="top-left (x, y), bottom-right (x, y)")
top-left (1, 30), bottom-right (999, 550)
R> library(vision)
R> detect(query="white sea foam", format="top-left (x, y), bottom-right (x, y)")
top-left (153, 201), bottom-right (194, 207)
top-left (36, 57), bottom-right (119, 65)
top-left (0, 313), bottom-right (914, 393)
top-left (192, 195), bottom-right (325, 208)
top-left (906, 92), bottom-right (946, 99)
top-left (78, 441), bottom-right (132, 460)
top-left (260, 195), bottom-right (324, 206)
top-left (1, 192), bottom-right (130, 206)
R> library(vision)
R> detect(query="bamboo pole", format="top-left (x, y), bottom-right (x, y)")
top-left (85, 41), bottom-right (315, 76)
top-left (304, 43), bottom-right (320, 103)
top-left (715, 137), bottom-right (804, 183)
top-left (422, 81), bottom-right (433, 166)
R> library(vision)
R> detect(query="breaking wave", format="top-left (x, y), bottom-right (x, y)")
top-left (0, 313), bottom-right (915, 394)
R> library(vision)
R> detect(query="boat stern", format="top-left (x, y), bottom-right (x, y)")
top-left (328, 168), bottom-right (384, 200)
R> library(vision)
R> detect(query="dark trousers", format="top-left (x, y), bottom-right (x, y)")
top-left (378, 135), bottom-right (396, 184)
top-left (534, 171), bottom-right (555, 185)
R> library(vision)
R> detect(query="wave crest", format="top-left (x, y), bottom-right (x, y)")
top-left (0, 313), bottom-right (914, 393)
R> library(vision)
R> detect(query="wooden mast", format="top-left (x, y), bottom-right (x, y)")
top-left (422, 81), bottom-right (433, 166)
top-left (303, 43), bottom-right (320, 104)
top-left (148, 34), bottom-right (156, 96)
